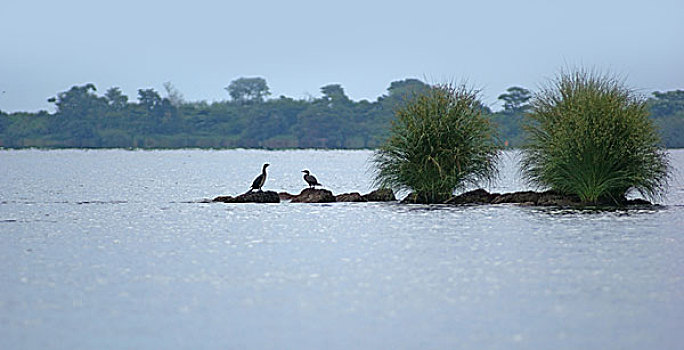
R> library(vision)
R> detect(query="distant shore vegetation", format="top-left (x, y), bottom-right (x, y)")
top-left (0, 77), bottom-right (682, 149)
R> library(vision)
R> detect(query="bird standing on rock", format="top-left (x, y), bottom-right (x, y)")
top-left (249, 163), bottom-right (269, 192)
top-left (302, 169), bottom-right (322, 188)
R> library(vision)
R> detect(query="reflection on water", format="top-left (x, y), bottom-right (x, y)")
top-left (1, 149), bottom-right (683, 350)
top-left (530, 205), bottom-right (665, 216)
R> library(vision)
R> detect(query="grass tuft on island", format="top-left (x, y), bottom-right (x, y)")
top-left (372, 83), bottom-right (501, 204)
top-left (520, 69), bottom-right (670, 205)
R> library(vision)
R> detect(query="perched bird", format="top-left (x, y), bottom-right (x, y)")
top-left (301, 169), bottom-right (322, 188)
top-left (249, 163), bottom-right (269, 192)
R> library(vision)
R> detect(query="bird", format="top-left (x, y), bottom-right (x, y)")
top-left (249, 163), bottom-right (269, 192)
top-left (301, 169), bottom-right (322, 188)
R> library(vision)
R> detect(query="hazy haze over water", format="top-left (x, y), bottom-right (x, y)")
top-left (1, 0), bottom-right (683, 112)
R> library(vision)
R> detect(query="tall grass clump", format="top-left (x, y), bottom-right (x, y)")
top-left (373, 84), bottom-right (501, 203)
top-left (522, 70), bottom-right (670, 204)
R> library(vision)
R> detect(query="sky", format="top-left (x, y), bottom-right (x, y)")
top-left (1, 0), bottom-right (682, 112)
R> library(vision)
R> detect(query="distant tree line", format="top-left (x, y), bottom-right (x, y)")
top-left (1, 78), bottom-right (682, 148)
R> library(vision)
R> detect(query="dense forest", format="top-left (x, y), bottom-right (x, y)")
top-left (1, 78), bottom-right (682, 149)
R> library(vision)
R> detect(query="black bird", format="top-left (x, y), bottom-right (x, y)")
top-left (249, 163), bottom-right (269, 192)
top-left (301, 169), bottom-right (322, 188)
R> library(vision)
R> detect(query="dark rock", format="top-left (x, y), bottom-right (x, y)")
top-left (401, 188), bottom-right (584, 206)
top-left (278, 192), bottom-right (297, 201)
top-left (400, 192), bottom-right (448, 204)
top-left (402, 190), bottom-right (473, 204)
top-left (335, 192), bottom-right (367, 202)
top-left (362, 188), bottom-right (396, 202)
top-left (291, 188), bottom-right (336, 203)
top-left (624, 198), bottom-right (652, 205)
top-left (400, 192), bottom-right (447, 204)
top-left (445, 189), bottom-right (499, 205)
top-left (398, 187), bottom-right (652, 207)
top-left (491, 191), bottom-right (540, 204)
top-left (490, 190), bottom-right (581, 206)
top-left (212, 195), bottom-right (234, 203)
top-left (213, 190), bottom-right (280, 203)
top-left (536, 191), bottom-right (582, 206)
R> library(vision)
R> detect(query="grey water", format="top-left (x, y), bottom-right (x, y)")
top-left (1, 149), bottom-right (683, 350)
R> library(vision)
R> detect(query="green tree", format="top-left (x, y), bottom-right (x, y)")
top-left (49, 83), bottom-right (103, 115)
top-left (320, 84), bottom-right (351, 106)
top-left (47, 83), bottom-right (107, 145)
top-left (105, 87), bottom-right (128, 110)
top-left (163, 82), bottom-right (185, 107)
top-left (225, 77), bottom-right (270, 104)
top-left (135, 88), bottom-right (181, 134)
top-left (498, 86), bottom-right (531, 112)
top-left (0, 111), bottom-right (8, 134)
top-left (369, 79), bottom-right (432, 142)
top-left (648, 90), bottom-right (684, 148)
top-left (137, 88), bottom-right (163, 112)
top-left (649, 90), bottom-right (684, 117)
top-left (292, 84), bottom-right (356, 148)
top-left (295, 104), bottom-right (343, 148)
top-left (380, 79), bottom-right (430, 109)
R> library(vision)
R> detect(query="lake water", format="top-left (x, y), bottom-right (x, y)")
top-left (1, 149), bottom-right (683, 350)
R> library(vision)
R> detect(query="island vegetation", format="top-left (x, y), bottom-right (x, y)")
top-left (1, 78), bottom-right (682, 149)
top-left (521, 70), bottom-right (670, 205)
top-left (373, 84), bottom-right (500, 204)
top-left (369, 69), bottom-right (671, 205)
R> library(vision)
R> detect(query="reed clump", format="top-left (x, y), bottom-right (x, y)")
top-left (373, 84), bottom-right (501, 203)
top-left (521, 70), bottom-right (670, 204)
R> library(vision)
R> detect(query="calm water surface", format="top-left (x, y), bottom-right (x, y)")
top-left (1, 149), bottom-right (683, 349)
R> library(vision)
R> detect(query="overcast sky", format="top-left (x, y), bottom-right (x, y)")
top-left (1, 0), bottom-right (682, 112)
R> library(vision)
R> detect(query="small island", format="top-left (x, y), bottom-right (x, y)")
top-left (212, 188), bottom-right (396, 204)
top-left (212, 187), bottom-right (653, 207)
